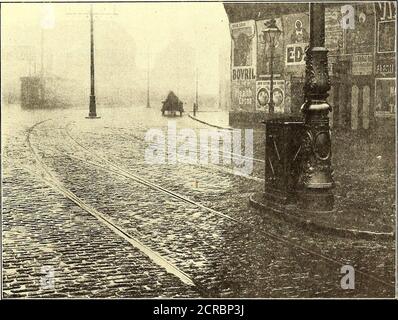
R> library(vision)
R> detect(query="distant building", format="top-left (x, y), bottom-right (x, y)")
top-left (2, 16), bottom-right (138, 108)
top-left (20, 76), bottom-right (42, 108)
top-left (223, 2), bottom-right (396, 129)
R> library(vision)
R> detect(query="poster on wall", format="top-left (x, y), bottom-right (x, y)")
top-left (256, 18), bottom-right (283, 78)
top-left (374, 2), bottom-right (396, 77)
top-left (325, 5), bottom-right (344, 55)
top-left (375, 1), bottom-right (396, 54)
top-left (345, 3), bottom-right (375, 54)
top-left (256, 80), bottom-right (285, 113)
top-left (375, 58), bottom-right (395, 75)
top-left (230, 20), bottom-right (257, 111)
top-left (378, 20), bottom-right (395, 53)
top-left (352, 54), bottom-right (373, 75)
top-left (282, 13), bottom-right (309, 74)
top-left (232, 81), bottom-right (256, 112)
top-left (375, 78), bottom-right (396, 116)
top-left (231, 20), bottom-right (256, 68)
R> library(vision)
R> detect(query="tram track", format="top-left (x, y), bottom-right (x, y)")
top-left (26, 120), bottom-right (196, 288)
top-left (75, 122), bottom-right (266, 182)
top-left (60, 121), bottom-right (394, 289)
top-left (17, 119), bottom-right (394, 292)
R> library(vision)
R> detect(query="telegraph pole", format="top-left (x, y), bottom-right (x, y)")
top-left (146, 48), bottom-right (150, 108)
top-left (195, 66), bottom-right (198, 109)
top-left (40, 29), bottom-right (45, 103)
top-left (68, 4), bottom-right (117, 118)
top-left (40, 30), bottom-right (44, 79)
top-left (87, 5), bottom-right (99, 118)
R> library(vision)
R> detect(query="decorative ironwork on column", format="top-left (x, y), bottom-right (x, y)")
top-left (298, 3), bottom-right (334, 211)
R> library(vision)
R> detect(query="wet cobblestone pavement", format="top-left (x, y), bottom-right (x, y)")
top-left (2, 105), bottom-right (395, 298)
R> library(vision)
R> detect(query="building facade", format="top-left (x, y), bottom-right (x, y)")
top-left (224, 2), bottom-right (396, 129)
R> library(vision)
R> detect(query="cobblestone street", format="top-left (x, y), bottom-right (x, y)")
top-left (2, 105), bottom-right (395, 298)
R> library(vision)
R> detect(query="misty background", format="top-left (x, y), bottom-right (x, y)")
top-left (1, 3), bottom-right (231, 110)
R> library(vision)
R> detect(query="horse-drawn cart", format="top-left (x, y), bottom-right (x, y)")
top-left (161, 91), bottom-right (184, 117)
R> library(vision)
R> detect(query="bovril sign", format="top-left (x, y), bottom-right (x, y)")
top-left (286, 43), bottom-right (307, 65)
top-left (232, 67), bottom-right (256, 80)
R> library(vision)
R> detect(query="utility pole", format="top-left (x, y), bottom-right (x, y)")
top-left (146, 48), bottom-right (150, 108)
top-left (67, 4), bottom-right (117, 119)
top-left (195, 66), bottom-right (198, 109)
top-left (40, 30), bottom-right (44, 79)
top-left (87, 5), bottom-right (99, 118)
top-left (40, 30), bottom-right (45, 103)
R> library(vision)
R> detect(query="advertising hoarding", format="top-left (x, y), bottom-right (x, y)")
top-left (230, 20), bottom-right (257, 111)
top-left (256, 18), bottom-right (283, 78)
top-left (282, 13), bottom-right (309, 75)
top-left (256, 80), bottom-right (285, 113)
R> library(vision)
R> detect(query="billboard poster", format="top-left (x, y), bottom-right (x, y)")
top-left (352, 54), bottom-right (373, 75)
top-left (285, 43), bottom-right (307, 66)
top-left (325, 5), bottom-right (344, 55)
top-left (231, 20), bottom-right (256, 68)
top-left (378, 20), bottom-right (395, 53)
top-left (375, 78), bottom-right (396, 116)
top-left (282, 13), bottom-right (309, 75)
top-left (230, 20), bottom-right (257, 111)
top-left (232, 81), bottom-right (256, 112)
top-left (256, 80), bottom-right (285, 113)
top-left (345, 3), bottom-right (375, 54)
top-left (256, 18), bottom-right (283, 79)
top-left (375, 58), bottom-right (395, 75)
top-left (374, 2), bottom-right (396, 77)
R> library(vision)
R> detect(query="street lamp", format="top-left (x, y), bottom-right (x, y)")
top-left (263, 19), bottom-right (281, 114)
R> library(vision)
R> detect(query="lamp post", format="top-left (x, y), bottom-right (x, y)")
top-left (263, 19), bottom-right (281, 114)
top-left (298, 3), bottom-right (334, 212)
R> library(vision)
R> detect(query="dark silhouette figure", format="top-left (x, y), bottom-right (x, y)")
top-left (161, 91), bottom-right (184, 116)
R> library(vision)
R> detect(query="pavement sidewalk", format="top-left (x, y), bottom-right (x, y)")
top-left (188, 110), bottom-right (231, 130)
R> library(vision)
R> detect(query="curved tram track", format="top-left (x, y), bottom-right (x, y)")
top-left (25, 119), bottom-right (394, 294)
top-left (26, 120), bottom-right (195, 288)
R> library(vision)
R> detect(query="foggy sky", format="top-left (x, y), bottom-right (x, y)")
top-left (1, 2), bottom-right (231, 97)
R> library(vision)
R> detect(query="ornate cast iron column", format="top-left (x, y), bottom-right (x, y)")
top-left (297, 3), bottom-right (334, 211)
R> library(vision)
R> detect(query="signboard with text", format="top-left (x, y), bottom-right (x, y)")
top-left (352, 54), bottom-right (373, 75)
top-left (282, 13), bottom-right (309, 75)
top-left (325, 5), bottom-right (344, 55)
top-left (230, 20), bottom-right (257, 111)
top-left (285, 43), bottom-right (307, 66)
top-left (345, 3), bottom-right (375, 54)
top-left (232, 80), bottom-right (256, 111)
top-left (375, 2), bottom-right (396, 77)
